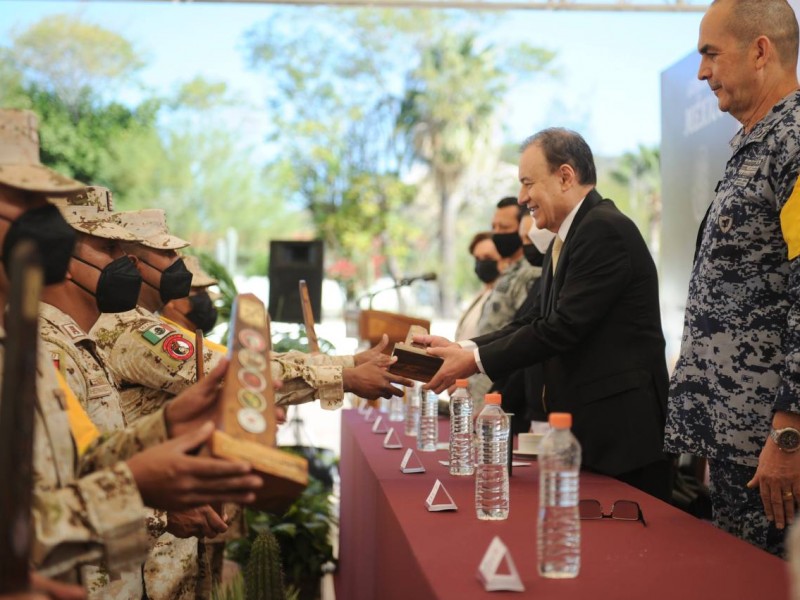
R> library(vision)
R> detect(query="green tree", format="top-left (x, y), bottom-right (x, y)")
top-left (397, 31), bottom-right (554, 316)
top-left (8, 14), bottom-right (144, 113)
top-left (245, 9), bottom-right (429, 300)
top-left (610, 145), bottom-right (661, 255)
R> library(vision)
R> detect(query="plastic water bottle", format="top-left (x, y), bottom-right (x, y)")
top-left (388, 394), bottom-right (404, 422)
top-left (449, 379), bottom-right (474, 476)
top-left (417, 389), bottom-right (438, 452)
top-left (474, 393), bottom-right (509, 520)
top-left (404, 384), bottom-right (420, 437)
top-left (537, 412), bottom-right (581, 579)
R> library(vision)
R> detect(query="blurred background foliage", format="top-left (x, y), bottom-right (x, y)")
top-left (0, 10), bottom-right (659, 317)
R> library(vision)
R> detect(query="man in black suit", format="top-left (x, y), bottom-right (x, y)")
top-left (420, 128), bottom-right (671, 500)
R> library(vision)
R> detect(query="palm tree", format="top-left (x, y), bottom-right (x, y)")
top-left (396, 33), bottom-right (506, 317)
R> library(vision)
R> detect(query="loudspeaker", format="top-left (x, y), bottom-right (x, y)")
top-left (268, 240), bottom-right (323, 324)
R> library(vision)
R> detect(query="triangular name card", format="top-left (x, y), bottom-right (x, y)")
top-left (371, 416), bottom-right (387, 434)
top-left (425, 479), bottom-right (457, 512)
top-left (357, 399), bottom-right (369, 414)
top-left (383, 428), bottom-right (402, 449)
top-left (400, 448), bottom-right (425, 473)
top-left (476, 537), bottom-right (525, 592)
top-left (363, 406), bottom-right (375, 422)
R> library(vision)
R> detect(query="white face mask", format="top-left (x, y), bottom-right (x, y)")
top-left (527, 223), bottom-right (556, 254)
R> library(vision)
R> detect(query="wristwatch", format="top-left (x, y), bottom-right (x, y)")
top-left (770, 427), bottom-right (800, 453)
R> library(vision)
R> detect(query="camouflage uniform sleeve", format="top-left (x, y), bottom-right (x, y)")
top-left (78, 410), bottom-right (168, 473)
top-left (273, 350), bottom-right (355, 368)
top-left (775, 157), bottom-right (800, 414)
top-left (95, 316), bottom-right (224, 396)
top-left (270, 356), bottom-right (344, 410)
top-left (32, 462), bottom-right (148, 577)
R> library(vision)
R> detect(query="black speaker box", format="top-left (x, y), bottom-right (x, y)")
top-left (268, 240), bottom-right (323, 324)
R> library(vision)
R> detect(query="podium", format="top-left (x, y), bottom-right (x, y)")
top-left (356, 309), bottom-right (431, 350)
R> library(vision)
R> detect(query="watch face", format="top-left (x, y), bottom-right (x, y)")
top-left (779, 429), bottom-right (800, 450)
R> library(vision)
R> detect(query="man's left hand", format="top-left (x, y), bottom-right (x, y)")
top-left (354, 334), bottom-right (391, 366)
top-left (424, 346), bottom-right (479, 394)
top-left (747, 439), bottom-right (800, 529)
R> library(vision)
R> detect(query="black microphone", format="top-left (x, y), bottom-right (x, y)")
top-left (397, 272), bottom-right (437, 286)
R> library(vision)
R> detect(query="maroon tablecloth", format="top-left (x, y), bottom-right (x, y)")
top-left (335, 409), bottom-right (789, 599)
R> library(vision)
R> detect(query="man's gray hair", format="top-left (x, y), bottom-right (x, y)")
top-left (519, 128), bottom-right (597, 187)
top-left (711, 0), bottom-right (799, 69)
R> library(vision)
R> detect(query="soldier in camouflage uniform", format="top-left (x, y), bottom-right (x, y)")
top-left (470, 197), bottom-right (541, 403)
top-left (87, 208), bottom-right (413, 597)
top-left (0, 110), bottom-right (261, 595)
top-left (666, 0), bottom-right (800, 555)
top-left (161, 254), bottom-right (220, 335)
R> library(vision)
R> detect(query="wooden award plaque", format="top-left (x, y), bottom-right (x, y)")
top-left (209, 293), bottom-right (308, 513)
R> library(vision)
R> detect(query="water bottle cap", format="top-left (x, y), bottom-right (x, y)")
top-left (484, 393), bottom-right (501, 405)
top-left (455, 379), bottom-right (469, 387)
top-left (548, 412), bottom-right (572, 428)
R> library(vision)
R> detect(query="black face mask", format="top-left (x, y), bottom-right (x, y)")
top-left (0, 204), bottom-right (76, 285)
top-left (492, 232), bottom-right (523, 258)
top-left (474, 258), bottom-right (499, 284)
top-left (186, 291), bottom-right (218, 335)
top-left (141, 257), bottom-right (193, 304)
top-left (71, 254), bottom-right (142, 313)
top-left (523, 244), bottom-right (545, 267)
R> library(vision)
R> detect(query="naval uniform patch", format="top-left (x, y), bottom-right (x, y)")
top-left (162, 334), bottom-right (195, 361)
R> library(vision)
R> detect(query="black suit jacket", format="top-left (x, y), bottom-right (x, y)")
top-left (473, 189), bottom-right (668, 476)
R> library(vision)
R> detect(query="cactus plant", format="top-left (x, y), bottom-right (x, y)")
top-left (244, 530), bottom-right (287, 600)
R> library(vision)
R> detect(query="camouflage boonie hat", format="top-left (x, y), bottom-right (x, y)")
top-left (0, 109), bottom-right (85, 193)
top-left (49, 186), bottom-right (141, 241)
top-left (113, 209), bottom-right (189, 250)
top-left (182, 254), bottom-right (218, 287)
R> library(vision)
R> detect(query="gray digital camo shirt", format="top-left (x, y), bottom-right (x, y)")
top-left (666, 90), bottom-right (800, 467)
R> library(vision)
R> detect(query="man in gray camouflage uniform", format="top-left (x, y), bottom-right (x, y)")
top-left (666, 0), bottom-right (800, 555)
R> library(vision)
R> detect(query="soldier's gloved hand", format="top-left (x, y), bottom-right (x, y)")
top-left (342, 362), bottom-right (414, 400)
top-left (166, 505), bottom-right (229, 539)
top-left (164, 359), bottom-right (229, 439)
top-left (354, 334), bottom-right (391, 366)
top-left (126, 421), bottom-right (262, 511)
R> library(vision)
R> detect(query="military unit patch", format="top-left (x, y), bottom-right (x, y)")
top-left (162, 334), bottom-right (195, 361)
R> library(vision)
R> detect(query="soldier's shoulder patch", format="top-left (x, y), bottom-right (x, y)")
top-left (162, 334), bottom-right (195, 361)
top-left (141, 323), bottom-right (175, 345)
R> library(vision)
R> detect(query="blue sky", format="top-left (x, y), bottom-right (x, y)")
top-left (1, 1), bottom-right (705, 157)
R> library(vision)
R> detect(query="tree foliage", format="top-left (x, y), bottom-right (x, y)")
top-left (1, 13), bottom-right (309, 270)
top-left (8, 14), bottom-right (145, 111)
top-left (245, 9), bottom-right (555, 313)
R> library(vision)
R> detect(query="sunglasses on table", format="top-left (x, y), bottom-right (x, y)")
top-left (578, 499), bottom-right (647, 527)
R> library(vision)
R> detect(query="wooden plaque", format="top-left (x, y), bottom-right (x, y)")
top-left (388, 325), bottom-right (443, 383)
top-left (209, 293), bottom-right (308, 513)
top-left (358, 309), bottom-right (431, 349)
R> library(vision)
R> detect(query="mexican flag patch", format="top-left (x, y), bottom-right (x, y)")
top-left (142, 323), bottom-right (174, 345)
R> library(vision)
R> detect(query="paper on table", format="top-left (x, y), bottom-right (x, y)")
top-left (476, 536), bottom-right (525, 592)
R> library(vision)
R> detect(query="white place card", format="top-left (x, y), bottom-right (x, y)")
top-left (363, 406), bottom-right (375, 422)
top-left (383, 428), bottom-right (402, 449)
top-left (425, 479), bottom-right (457, 512)
top-left (357, 398), bottom-right (368, 414)
top-left (476, 536), bottom-right (525, 592)
top-left (400, 448), bottom-right (425, 473)
top-left (371, 416), bottom-right (387, 434)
